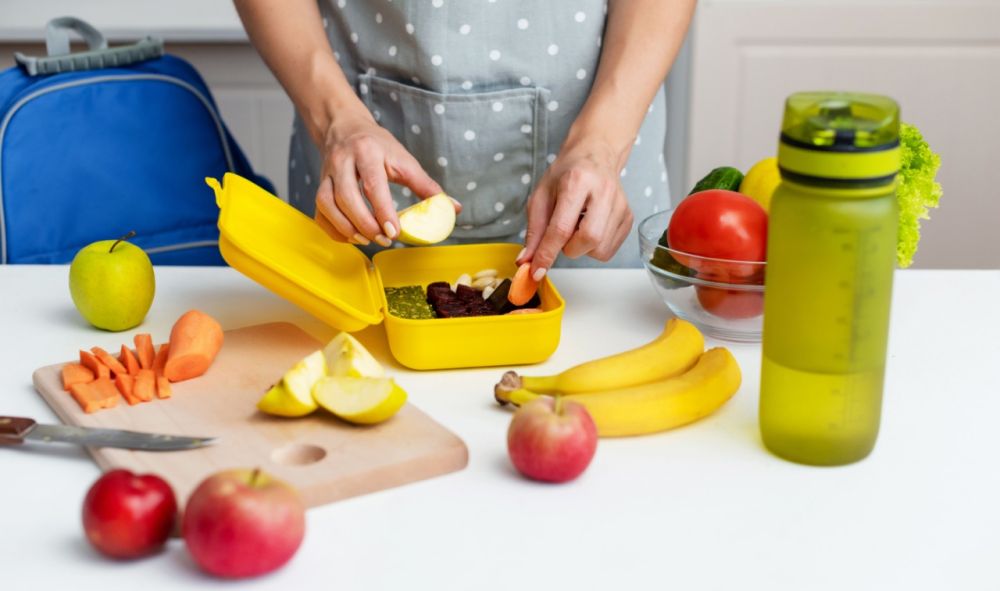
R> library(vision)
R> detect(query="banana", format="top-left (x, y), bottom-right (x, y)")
top-left (496, 348), bottom-right (741, 437)
top-left (494, 318), bottom-right (704, 398)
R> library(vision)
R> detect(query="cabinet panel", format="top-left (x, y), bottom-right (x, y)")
top-left (689, 1), bottom-right (1000, 268)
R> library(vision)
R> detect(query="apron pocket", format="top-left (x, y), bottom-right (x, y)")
top-left (359, 73), bottom-right (549, 239)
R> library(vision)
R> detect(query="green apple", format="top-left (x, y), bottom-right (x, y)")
top-left (323, 333), bottom-right (384, 378)
top-left (312, 376), bottom-right (407, 425)
top-left (257, 350), bottom-right (326, 417)
top-left (397, 193), bottom-right (457, 245)
top-left (69, 232), bottom-right (155, 331)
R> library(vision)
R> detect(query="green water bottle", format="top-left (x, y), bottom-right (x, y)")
top-left (759, 92), bottom-right (900, 466)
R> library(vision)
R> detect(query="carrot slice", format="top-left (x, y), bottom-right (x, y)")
top-left (79, 350), bottom-right (110, 380)
top-left (134, 334), bottom-right (155, 369)
top-left (69, 378), bottom-right (119, 413)
top-left (91, 347), bottom-right (128, 377)
top-left (134, 369), bottom-right (156, 402)
top-left (152, 344), bottom-right (169, 377)
top-left (119, 345), bottom-right (140, 376)
top-left (163, 310), bottom-right (224, 382)
top-left (507, 262), bottom-right (540, 306)
top-left (62, 363), bottom-right (95, 391)
top-left (114, 374), bottom-right (141, 405)
top-left (155, 375), bottom-right (172, 399)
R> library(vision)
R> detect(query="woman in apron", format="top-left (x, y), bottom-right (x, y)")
top-left (235, 0), bottom-right (695, 277)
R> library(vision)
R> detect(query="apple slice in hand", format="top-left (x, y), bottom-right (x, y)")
top-left (396, 193), bottom-right (457, 245)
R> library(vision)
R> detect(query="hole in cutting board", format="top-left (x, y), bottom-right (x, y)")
top-left (271, 443), bottom-right (327, 466)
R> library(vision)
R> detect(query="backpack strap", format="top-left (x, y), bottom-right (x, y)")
top-left (14, 17), bottom-right (164, 76)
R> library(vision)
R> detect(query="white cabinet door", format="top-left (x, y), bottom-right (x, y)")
top-left (688, 0), bottom-right (1000, 269)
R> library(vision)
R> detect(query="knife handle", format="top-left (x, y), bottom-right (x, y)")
top-left (0, 416), bottom-right (36, 444)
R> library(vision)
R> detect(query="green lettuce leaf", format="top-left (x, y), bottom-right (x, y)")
top-left (896, 122), bottom-right (943, 268)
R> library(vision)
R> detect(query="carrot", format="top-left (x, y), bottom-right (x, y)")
top-left (152, 344), bottom-right (169, 377)
top-left (155, 376), bottom-right (172, 400)
top-left (69, 378), bottom-right (119, 413)
top-left (507, 262), bottom-right (540, 306)
top-left (119, 345), bottom-right (140, 375)
top-left (91, 347), bottom-right (128, 377)
top-left (163, 310), bottom-right (223, 382)
top-left (134, 369), bottom-right (156, 402)
top-left (79, 350), bottom-right (110, 380)
top-left (134, 334), bottom-right (155, 369)
top-left (62, 363), bottom-right (95, 391)
top-left (114, 374), bottom-right (141, 405)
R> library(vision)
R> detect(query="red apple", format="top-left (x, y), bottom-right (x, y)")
top-left (507, 397), bottom-right (598, 483)
top-left (82, 469), bottom-right (177, 559)
top-left (182, 468), bottom-right (305, 579)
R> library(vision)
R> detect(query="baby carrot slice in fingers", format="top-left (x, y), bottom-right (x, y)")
top-left (508, 262), bottom-right (540, 306)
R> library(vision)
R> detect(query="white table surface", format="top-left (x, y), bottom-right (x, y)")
top-left (2, 265), bottom-right (999, 590)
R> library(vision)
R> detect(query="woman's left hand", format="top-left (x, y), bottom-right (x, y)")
top-left (518, 138), bottom-right (634, 279)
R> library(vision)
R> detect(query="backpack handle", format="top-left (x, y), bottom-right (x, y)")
top-left (14, 16), bottom-right (164, 76)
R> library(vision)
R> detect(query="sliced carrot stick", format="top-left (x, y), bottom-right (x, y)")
top-left (155, 375), bottom-right (172, 399)
top-left (114, 374), bottom-right (141, 405)
top-left (134, 369), bottom-right (156, 402)
top-left (163, 310), bottom-right (224, 382)
top-left (69, 378), bottom-right (119, 413)
top-left (79, 350), bottom-right (110, 380)
top-left (507, 262), bottom-right (540, 306)
top-left (119, 345), bottom-right (140, 376)
top-left (134, 334), bottom-right (155, 369)
top-left (91, 347), bottom-right (128, 377)
top-left (62, 363), bottom-right (95, 391)
top-left (152, 344), bottom-right (169, 377)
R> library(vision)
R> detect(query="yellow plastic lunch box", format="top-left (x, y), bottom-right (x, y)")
top-left (206, 173), bottom-right (565, 370)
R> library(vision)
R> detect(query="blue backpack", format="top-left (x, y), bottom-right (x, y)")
top-left (0, 17), bottom-right (272, 265)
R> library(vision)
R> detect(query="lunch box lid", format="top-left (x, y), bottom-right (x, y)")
top-left (208, 173), bottom-right (384, 332)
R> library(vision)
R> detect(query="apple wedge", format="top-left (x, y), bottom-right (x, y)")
top-left (396, 193), bottom-right (456, 245)
top-left (312, 376), bottom-right (407, 425)
top-left (323, 333), bottom-right (384, 378)
top-left (257, 350), bottom-right (326, 417)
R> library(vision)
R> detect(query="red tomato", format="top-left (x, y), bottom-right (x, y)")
top-left (667, 190), bottom-right (768, 279)
top-left (696, 286), bottom-right (764, 320)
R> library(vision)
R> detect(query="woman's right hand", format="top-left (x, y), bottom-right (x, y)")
top-left (313, 111), bottom-right (450, 246)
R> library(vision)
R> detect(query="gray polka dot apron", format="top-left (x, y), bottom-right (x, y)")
top-left (288, 0), bottom-right (670, 267)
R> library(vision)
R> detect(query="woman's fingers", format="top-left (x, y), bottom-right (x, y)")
top-left (387, 153), bottom-right (446, 201)
top-left (591, 197), bottom-right (634, 262)
top-left (561, 180), bottom-right (615, 259)
top-left (520, 184), bottom-right (554, 265)
top-left (530, 173), bottom-right (594, 278)
top-left (356, 149), bottom-right (399, 240)
top-left (314, 207), bottom-right (350, 243)
top-left (315, 176), bottom-right (368, 244)
top-left (333, 157), bottom-right (390, 246)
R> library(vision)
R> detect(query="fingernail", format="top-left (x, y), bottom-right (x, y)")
top-left (383, 221), bottom-right (397, 239)
top-left (352, 233), bottom-right (370, 246)
top-left (375, 234), bottom-right (392, 248)
top-left (450, 197), bottom-right (463, 209)
top-left (516, 248), bottom-right (526, 262)
top-left (532, 268), bottom-right (547, 282)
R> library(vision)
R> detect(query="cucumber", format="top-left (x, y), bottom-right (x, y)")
top-left (649, 233), bottom-right (696, 290)
top-left (688, 166), bottom-right (744, 195)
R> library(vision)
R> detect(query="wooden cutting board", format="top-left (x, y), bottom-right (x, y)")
top-left (31, 322), bottom-right (468, 508)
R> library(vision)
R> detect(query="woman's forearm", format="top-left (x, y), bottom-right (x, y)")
top-left (233, 0), bottom-right (370, 147)
top-left (565, 0), bottom-right (697, 165)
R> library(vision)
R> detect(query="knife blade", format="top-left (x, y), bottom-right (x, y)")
top-left (0, 416), bottom-right (215, 451)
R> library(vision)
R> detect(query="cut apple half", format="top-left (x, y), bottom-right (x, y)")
top-left (312, 376), bottom-right (407, 425)
top-left (397, 193), bottom-right (456, 245)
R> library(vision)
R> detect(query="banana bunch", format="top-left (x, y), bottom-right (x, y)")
top-left (494, 319), bottom-right (741, 437)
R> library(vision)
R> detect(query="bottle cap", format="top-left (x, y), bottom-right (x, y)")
top-left (778, 92), bottom-right (900, 187)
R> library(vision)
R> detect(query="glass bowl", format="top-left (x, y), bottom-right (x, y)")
top-left (637, 209), bottom-right (765, 342)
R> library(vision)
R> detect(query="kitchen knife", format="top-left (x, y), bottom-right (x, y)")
top-left (0, 416), bottom-right (215, 451)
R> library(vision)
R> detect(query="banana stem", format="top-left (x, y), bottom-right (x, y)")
top-left (495, 388), bottom-right (543, 407)
top-left (494, 371), bottom-right (523, 405)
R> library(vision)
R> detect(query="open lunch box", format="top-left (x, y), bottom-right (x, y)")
top-left (206, 173), bottom-right (565, 370)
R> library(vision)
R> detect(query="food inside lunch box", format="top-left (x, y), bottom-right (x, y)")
top-left (384, 267), bottom-right (542, 320)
